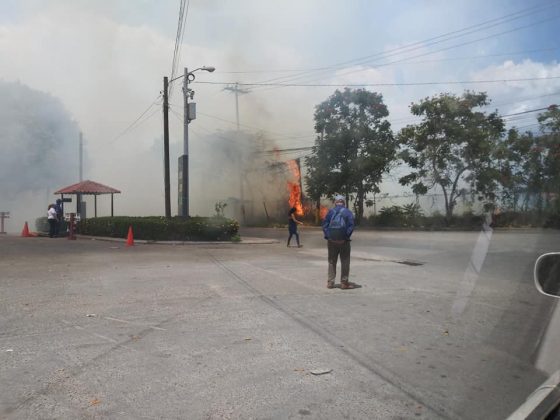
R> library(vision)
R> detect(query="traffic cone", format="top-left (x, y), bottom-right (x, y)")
top-left (126, 226), bottom-right (134, 247)
top-left (21, 221), bottom-right (31, 237)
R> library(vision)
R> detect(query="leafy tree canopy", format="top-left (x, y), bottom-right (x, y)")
top-left (305, 88), bottom-right (397, 222)
top-left (398, 91), bottom-right (504, 219)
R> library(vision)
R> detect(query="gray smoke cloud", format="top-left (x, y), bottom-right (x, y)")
top-left (0, 80), bottom-right (81, 232)
top-left (187, 128), bottom-right (294, 223)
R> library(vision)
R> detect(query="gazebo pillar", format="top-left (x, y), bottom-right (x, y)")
top-left (111, 193), bottom-right (114, 217)
top-left (94, 195), bottom-right (97, 218)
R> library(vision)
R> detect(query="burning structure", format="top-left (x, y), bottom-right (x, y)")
top-left (286, 159), bottom-right (303, 217)
top-left (189, 129), bottom-right (318, 225)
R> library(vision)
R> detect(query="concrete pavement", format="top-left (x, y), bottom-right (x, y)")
top-left (1, 228), bottom-right (559, 419)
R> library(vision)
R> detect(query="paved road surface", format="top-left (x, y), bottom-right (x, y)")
top-left (1, 228), bottom-right (559, 419)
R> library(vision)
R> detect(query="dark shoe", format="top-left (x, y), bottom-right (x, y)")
top-left (297, 245), bottom-right (303, 248)
top-left (327, 282), bottom-right (334, 289)
top-left (340, 282), bottom-right (355, 290)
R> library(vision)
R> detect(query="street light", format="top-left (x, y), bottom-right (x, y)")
top-left (174, 65), bottom-right (215, 218)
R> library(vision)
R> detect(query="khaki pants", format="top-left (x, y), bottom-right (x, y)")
top-left (327, 240), bottom-right (351, 285)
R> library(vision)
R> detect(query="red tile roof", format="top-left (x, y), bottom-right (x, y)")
top-left (54, 180), bottom-right (121, 195)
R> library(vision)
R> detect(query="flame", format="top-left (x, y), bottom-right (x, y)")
top-left (301, 201), bottom-right (328, 221)
top-left (286, 160), bottom-right (303, 216)
top-left (287, 160), bottom-right (300, 179)
top-left (287, 182), bottom-right (304, 216)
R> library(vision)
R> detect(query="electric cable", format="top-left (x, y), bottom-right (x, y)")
top-left (196, 74), bottom-right (560, 88)
top-left (248, 2), bottom-right (560, 89)
top-left (109, 95), bottom-right (162, 144)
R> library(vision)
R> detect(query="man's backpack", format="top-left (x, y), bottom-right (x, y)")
top-left (327, 207), bottom-right (347, 241)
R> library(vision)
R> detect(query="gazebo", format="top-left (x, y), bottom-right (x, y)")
top-left (54, 180), bottom-right (121, 218)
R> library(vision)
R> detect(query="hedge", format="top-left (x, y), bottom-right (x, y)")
top-left (78, 216), bottom-right (239, 241)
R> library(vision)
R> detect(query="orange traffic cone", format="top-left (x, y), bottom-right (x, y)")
top-left (126, 226), bottom-right (134, 247)
top-left (21, 221), bottom-right (31, 237)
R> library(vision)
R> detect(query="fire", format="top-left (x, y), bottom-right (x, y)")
top-left (287, 182), bottom-right (304, 216)
top-left (287, 159), bottom-right (300, 179)
top-left (286, 160), bottom-right (303, 216)
top-left (303, 202), bottom-right (328, 221)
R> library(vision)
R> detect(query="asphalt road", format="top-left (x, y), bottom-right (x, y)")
top-left (1, 227), bottom-right (559, 419)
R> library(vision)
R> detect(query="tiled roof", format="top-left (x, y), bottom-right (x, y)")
top-left (54, 180), bottom-right (121, 194)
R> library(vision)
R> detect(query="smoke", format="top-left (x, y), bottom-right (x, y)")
top-left (187, 128), bottom-right (293, 223)
top-left (0, 80), bottom-right (80, 232)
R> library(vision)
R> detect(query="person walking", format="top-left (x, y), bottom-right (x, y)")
top-left (322, 195), bottom-right (355, 289)
top-left (47, 204), bottom-right (57, 238)
top-left (287, 207), bottom-right (303, 247)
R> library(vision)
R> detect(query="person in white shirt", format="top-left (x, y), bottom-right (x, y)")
top-left (47, 204), bottom-right (58, 238)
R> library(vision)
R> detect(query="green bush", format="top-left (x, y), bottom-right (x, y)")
top-left (368, 207), bottom-right (485, 229)
top-left (371, 203), bottom-right (424, 227)
top-left (78, 216), bottom-right (239, 241)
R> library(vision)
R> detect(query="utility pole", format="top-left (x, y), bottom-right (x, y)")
top-left (223, 83), bottom-right (250, 223)
top-left (295, 158), bottom-right (303, 206)
top-left (224, 83), bottom-right (249, 130)
top-left (163, 76), bottom-right (171, 218)
top-left (178, 67), bottom-right (190, 217)
top-left (77, 131), bottom-right (83, 217)
top-left (79, 132), bottom-right (83, 182)
top-left (175, 65), bottom-right (214, 218)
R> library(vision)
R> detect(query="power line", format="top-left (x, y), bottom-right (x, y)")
top-left (109, 95), bottom-right (162, 144)
top-left (169, 0), bottom-right (190, 99)
top-left (260, 3), bottom-right (554, 83)
top-left (248, 2), bottom-right (560, 89)
top-left (196, 75), bottom-right (560, 88)
top-left (170, 98), bottom-right (559, 150)
top-left (322, 16), bottom-right (560, 86)
top-left (490, 90), bottom-right (560, 108)
top-left (339, 18), bottom-right (559, 82)
top-left (217, 46), bottom-right (560, 75)
top-left (254, 15), bottom-right (560, 93)
top-left (260, 146), bottom-right (313, 153)
top-left (501, 106), bottom-right (557, 118)
top-left (194, 110), bottom-right (315, 140)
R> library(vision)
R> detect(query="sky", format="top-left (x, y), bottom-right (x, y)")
top-left (0, 0), bottom-right (559, 229)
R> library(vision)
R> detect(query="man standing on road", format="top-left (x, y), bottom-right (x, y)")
top-left (47, 204), bottom-right (58, 238)
top-left (322, 195), bottom-right (355, 289)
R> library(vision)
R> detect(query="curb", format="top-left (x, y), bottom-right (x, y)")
top-left (75, 235), bottom-right (279, 245)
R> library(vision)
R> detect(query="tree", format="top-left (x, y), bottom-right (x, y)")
top-left (305, 88), bottom-right (396, 223)
top-left (538, 106), bottom-right (560, 209)
top-left (493, 128), bottom-right (533, 211)
top-left (398, 91), bottom-right (504, 220)
top-left (538, 105), bottom-right (560, 133)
